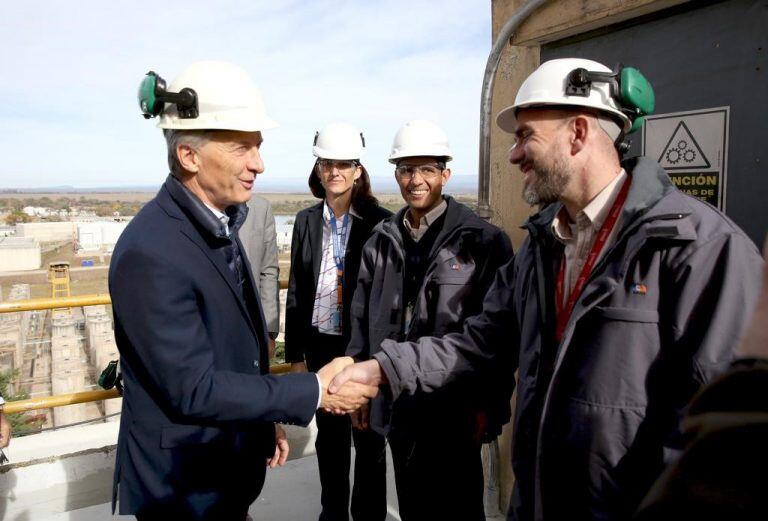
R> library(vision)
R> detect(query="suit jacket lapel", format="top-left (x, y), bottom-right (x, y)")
top-left (235, 233), bottom-right (270, 371)
top-left (178, 221), bottom-right (260, 340)
top-left (343, 212), bottom-right (366, 291)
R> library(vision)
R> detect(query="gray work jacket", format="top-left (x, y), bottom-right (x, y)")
top-left (347, 196), bottom-right (514, 437)
top-left (372, 157), bottom-right (763, 521)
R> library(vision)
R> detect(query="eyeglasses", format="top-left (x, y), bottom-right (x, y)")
top-left (317, 159), bottom-right (358, 172)
top-left (394, 163), bottom-right (445, 180)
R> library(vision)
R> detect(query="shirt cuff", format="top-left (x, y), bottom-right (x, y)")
top-left (315, 374), bottom-right (322, 410)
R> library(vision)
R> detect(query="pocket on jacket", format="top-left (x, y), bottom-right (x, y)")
top-left (161, 424), bottom-right (224, 448)
top-left (594, 306), bottom-right (659, 323)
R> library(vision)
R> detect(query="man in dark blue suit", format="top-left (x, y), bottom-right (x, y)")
top-left (110, 61), bottom-right (376, 520)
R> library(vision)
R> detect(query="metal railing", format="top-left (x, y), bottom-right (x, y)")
top-left (2, 280), bottom-right (291, 416)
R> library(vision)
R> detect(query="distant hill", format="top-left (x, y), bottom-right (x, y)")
top-left (0, 175), bottom-right (480, 195)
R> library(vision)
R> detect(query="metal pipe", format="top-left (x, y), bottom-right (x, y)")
top-left (0, 294), bottom-right (112, 313)
top-left (1, 281), bottom-right (293, 413)
top-left (4, 363), bottom-right (292, 414)
top-left (477, 0), bottom-right (550, 219)
top-left (0, 280), bottom-right (290, 315)
top-left (5, 388), bottom-right (120, 414)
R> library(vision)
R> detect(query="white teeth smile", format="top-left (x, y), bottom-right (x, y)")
top-left (409, 190), bottom-right (428, 195)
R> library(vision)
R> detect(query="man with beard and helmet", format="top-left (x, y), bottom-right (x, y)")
top-left (327, 58), bottom-right (763, 520)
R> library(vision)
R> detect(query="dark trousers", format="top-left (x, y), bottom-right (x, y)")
top-left (389, 427), bottom-right (485, 521)
top-left (308, 331), bottom-right (387, 521)
top-left (315, 410), bottom-right (387, 521)
top-left (134, 487), bottom-right (256, 521)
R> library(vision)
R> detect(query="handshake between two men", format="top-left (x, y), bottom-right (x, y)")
top-left (311, 357), bottom-right (386, 424)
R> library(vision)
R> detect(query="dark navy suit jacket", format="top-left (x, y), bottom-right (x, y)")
top-left (109, 176), bottom-right (318, 518)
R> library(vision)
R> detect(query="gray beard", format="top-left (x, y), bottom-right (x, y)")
top-left (522, 155), bottom-right (571, 206)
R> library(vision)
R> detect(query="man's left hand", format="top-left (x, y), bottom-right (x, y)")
top-left (267, 424), bottom-right (289, 468)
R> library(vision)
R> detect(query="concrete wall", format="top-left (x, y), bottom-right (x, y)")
top-left (489, 0), bottom-right (693, 511)
top-left (0, 238), bottom-right (42, 272)
top-left (76, 222), bottom-right (128, 251)
top-left (15, 222), bottom-right (77, 243)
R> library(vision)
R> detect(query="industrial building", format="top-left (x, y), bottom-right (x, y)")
top-left (76, 221), bottom-right (128, 253)
top-left (1, 265), bottom-right (121, 429)
top-left (0, 237), bottom-right (42, 272)
top-left (275, 224), bottom-right (293, 253)
top-left (14, 222), bottom-right (77, 243)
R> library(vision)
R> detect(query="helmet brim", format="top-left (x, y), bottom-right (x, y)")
top-left (495, 101), bottom-right (630, 134)
top-left (157, 111), bottom-right (279, 132)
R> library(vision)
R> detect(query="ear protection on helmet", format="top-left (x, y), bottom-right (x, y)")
top-left (138, 71), bottom-right (199, 120)
top-left (565, 65), bottom-right (655, 134)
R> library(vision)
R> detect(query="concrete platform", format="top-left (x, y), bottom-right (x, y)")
top-left (38, 449), bottom-right (505, 520)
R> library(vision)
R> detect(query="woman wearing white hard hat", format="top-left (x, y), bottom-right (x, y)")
top-left (284, 122), bottom-right (391, 521)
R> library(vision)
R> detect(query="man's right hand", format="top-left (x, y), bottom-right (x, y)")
top-left (329, 359), bottom-right (387, 393)
top-left (317, 357), bottom-right (378, 413)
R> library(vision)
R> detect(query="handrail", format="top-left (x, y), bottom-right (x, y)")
top-left (0, 280), bottom-right (289, 314)
top-left (1, 280), bottom-right (292, 415)
top-left (4, 363), bottom-right (291, 414)
top-left (0, 294), bottom-right (112, 313)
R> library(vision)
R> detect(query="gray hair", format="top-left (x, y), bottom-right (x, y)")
top-left (163, 129), bottom-right (211, 176)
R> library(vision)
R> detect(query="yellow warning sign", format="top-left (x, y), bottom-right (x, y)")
top-left (668, 173), bottom-right (719, 206)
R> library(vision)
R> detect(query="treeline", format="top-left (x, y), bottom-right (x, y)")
top-left (1, 197), bottom-right (144, 224)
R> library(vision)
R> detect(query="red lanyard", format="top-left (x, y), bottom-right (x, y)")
top-left (555, 176), bottom-right (631, 342)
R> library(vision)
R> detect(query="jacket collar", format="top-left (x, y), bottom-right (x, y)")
top-left (163, 174), bottom-right (249, 242)
top-left (380, 196), bottom-right (485, 258)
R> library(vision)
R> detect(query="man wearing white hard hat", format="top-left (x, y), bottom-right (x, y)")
top-left (329, 59), bottom-right (762, 520)
top-left (284, 122), bottom-right (391, 521)
top-left (342, 120), bottom-right (513, 521)
top-left (110, 62), bottom-right (377, 520)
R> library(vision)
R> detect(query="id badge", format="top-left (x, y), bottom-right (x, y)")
top-left (330, 308), bottom-right (342, 331)
top-left (405, 302), bottom-right (414, 329)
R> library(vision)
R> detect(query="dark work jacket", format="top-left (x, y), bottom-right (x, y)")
top-left (284, 200), bottom-right (391, 370)
top-left (635, 360), bottom-right (768, 520)
top-left (371, 157), bottom-right (763, 521)
top-left (346, 196), bottom-right (514, 437)
top-left (109, 176), bottom-right (319, 517)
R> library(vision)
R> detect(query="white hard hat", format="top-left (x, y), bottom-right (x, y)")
top-left (158, 61), bottom-right (278, 132)
top-left (388, 119), bottom-right (453, 163)
top-left (312, 122), bottom-right (366, 160)
top-left (496, 58), bottom-right (631, 134)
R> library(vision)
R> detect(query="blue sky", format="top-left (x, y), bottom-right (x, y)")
top-left (0, 1), bottom-right (492, 192)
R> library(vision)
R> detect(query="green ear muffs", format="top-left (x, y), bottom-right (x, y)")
top-left (566, 64), bottom-right (655, 134)
top-left (619, 67), bottom-right (655, 134)
top-left (137, 71), bottom-right (199, 120)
